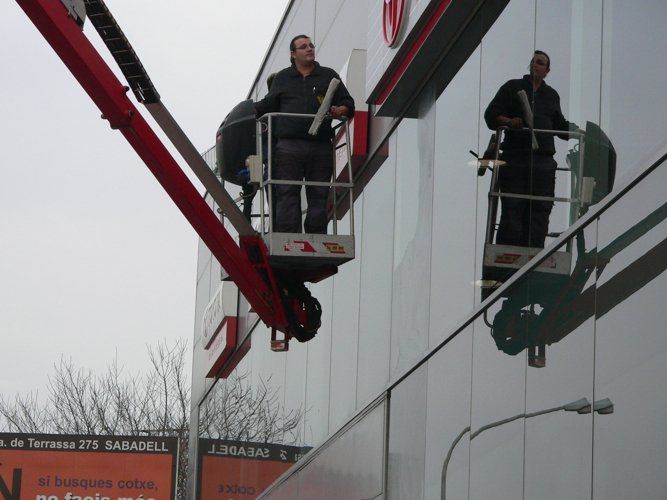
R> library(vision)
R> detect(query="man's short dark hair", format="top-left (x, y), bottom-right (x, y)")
top-left (534, 50), bottom-right (550, 69)
top-left (289, 34), bottom-right (310, 64)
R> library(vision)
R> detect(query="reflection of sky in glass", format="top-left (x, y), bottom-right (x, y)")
top-left (594, 164), bottom-right (667, 499)
top-left (602, 1), bottom-right (667, 175)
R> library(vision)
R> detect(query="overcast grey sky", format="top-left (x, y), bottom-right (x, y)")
top-left (0, 0), bottom-right (289, 397)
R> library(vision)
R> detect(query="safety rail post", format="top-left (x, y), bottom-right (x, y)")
top-left (485, 126), bottom-right (506, 244)
top-left (577, 131), bottom-right (586, 216)
top-left (344, 118), bottom-right (355, 235)
top-left (332, 135), bottom-right (338, 235)
top-left (267, 114), bottom-right (274, 234)
top-left (256, 119), bottom-right (266, 234)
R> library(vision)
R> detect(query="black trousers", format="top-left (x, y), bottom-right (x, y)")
top-left (496, 154), bottom-right (557, 248)
top-left (272, 139), bottom-right (333, 234)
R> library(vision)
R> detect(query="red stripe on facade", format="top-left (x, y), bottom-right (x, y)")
top-left (376, 0), bottom-right (453, 105)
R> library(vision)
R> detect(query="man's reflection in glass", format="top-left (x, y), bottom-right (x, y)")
top-left (484, 50), bottom-right (575, 248)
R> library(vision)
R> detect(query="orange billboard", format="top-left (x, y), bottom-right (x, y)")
top-left (0, 433), bottom-right (177, 500)
top-left (197, 439), bottom-right (309, 499)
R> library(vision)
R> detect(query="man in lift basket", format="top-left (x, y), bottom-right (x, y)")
top-left (254, 34), bottom-right (355, 234)
top-left (484, 50), bottom-right (577, 248)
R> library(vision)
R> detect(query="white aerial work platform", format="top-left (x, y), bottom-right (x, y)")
top-left (251, 109), bottom-right (356, 279)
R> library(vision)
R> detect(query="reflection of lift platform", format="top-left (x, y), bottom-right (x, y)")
top-left (264, 232), bottom-right (355, 267)
top-left (478, 125), bottom-right (590, 296)
top-left (483, 243), bottom-right (572, 283)
top-left (479, 123), bottom-right (616, 368)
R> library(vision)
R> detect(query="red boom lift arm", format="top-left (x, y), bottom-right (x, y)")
top-left (14, 0), bottom-right (312, 346)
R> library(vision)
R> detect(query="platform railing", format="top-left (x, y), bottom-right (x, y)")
top-left (484, 126), bottom-right (587, 245)
top-left (256, 112), bottom-right (355, 237)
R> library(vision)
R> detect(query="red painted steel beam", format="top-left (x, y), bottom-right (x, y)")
top-left (16, 0), bottom-right (285, 329)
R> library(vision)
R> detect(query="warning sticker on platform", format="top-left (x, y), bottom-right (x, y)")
top-left (323, 242), bottom-right (345, 254)
top-left (538, 255), bottom-right (558, 269)
top-left (0, 433), bottom-right (177, 500)
top-left (283, 241), bottom-right (315, 252)
top-left (495, 253), bottom-right (521, 264)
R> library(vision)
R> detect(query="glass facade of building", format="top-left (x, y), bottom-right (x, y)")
top-left (189, 1), bottom-right (667, 498)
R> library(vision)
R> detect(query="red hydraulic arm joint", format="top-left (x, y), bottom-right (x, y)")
top-left (16, 0), bottom-right (290, 335)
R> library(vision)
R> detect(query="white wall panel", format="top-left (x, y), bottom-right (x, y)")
top-left (366, 0), bottom-right (433, 98)
top-left (328, 207), bottom-right (363, 431)
top-left (390, 91), bottom-right (435, 378)
top-left (429, 48), bottom-right (480, 347)
top-left (303, 279), bottom-right (333, 446)
top-left (357, 151), bottom-right (396, 406)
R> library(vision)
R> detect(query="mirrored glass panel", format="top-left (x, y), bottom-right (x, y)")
top-left (424, 329), bottom-right (473, 500)
top-left (469, 296), bottom-right (527, 499)
top-left (265, 478), bottom-right (299, 500)
top-left (593, 163), bottom-right (667, 499)
top-left (303, 372), bottom-right (383, 499)
top-left (534, 0), bottom-right (604, 241)
top-left (601, 1), bottom-right (667, 182)
top-left (295, 400), bottom-right (385, 500)
top-left (523, 223), bottom-right (597, 499)
top-left (387, 365), bottom-right (428, 500)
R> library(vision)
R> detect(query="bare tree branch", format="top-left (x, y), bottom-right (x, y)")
top-left (0, 339), bottom-right (304, 499)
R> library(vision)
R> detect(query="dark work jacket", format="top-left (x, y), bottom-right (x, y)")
top-left (484, 75), bottom-right (572, 156)
top-left (254, 62), bottom-right (355, 142)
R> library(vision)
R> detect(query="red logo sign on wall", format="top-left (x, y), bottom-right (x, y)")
top-left (383, 0), bottom-right (408, 47)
